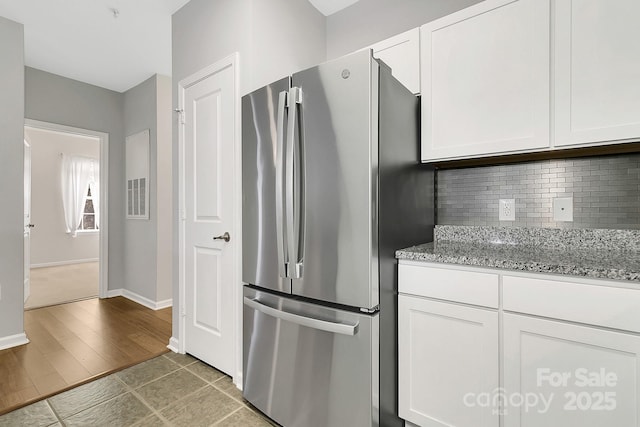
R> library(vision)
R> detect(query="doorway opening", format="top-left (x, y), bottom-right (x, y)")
top-left (24, 120), bottom-right (109, 310)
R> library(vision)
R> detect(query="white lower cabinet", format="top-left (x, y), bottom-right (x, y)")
top-left (399, 262), bottom-right (640, 427)
top-left (398, 295), bottom-right (499, 427)
top-left (503, 313), bottom-right (640, 427)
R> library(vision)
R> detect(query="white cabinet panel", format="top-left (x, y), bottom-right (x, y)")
top-left (503, 314), bottom-right (640, 427)
top-left (555, 0), bottom-right (640, 147)
top-left (369, 28), bottom-right (420, 94)
top-left (421, 0), bottom-right (550, 161)
top-left (399, 295), bottom-right (499, 427)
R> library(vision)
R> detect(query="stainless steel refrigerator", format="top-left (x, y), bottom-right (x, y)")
top-left (242, 50), bottom-right (434, 427)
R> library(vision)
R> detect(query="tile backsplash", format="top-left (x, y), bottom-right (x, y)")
top-left (436, 153), bottom-right (640, 229)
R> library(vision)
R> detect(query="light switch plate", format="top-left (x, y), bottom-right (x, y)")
top-left (499, 199), bottom-right (515, 221)
top-left (553, 197), bottom-right (573, 222)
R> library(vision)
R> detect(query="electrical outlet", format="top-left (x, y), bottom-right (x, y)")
top-left (553, 197), bottom-right (573, 222)
top-left (499, 199), bottom-right (516, 221)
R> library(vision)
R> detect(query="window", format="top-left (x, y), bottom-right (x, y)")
top-left (79, 186), bottom-right (98, 231)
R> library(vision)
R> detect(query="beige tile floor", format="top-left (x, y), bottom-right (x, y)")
top-left (0, 352), bottom-right (278, 427)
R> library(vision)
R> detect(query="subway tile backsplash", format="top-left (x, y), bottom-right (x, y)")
top-left (436, 154), bottom-right (640, 229)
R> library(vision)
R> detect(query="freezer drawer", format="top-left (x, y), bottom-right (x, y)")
top-left (243, 286), bottom-right (379, 427)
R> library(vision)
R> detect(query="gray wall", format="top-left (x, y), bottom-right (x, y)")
top-left (250, 0), bottom-right (326, 92)
top-left (172, 0), bottom-right (251, 95)
top-left (25, 67), bottom-right (125, 291)
top-left (0, 17), bottom-right (25, 340)
top-left (156, 74), bottom-right (173, 302)
top-left (326, 0), bottom-right (482, 59)
top-left (123, 75), bottom-right (158, 301)
top-left (172, 0), bottom-right (325, 96)
top-left (171, 0), bottom-right (326, 342)
top-left (437, 154), bottom-right (640, 229)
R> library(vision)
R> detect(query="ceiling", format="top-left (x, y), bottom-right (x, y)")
top-left (0, 0), bottom-right (190, 92)
top-left (0, 0), bottom-right (356, 93)
top-left (308, 0), bottom-right (360, 16)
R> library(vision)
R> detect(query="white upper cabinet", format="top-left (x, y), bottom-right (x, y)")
top-left (554, 0), bottom-right (640, 147)
top-left (368, 28), bottom-right (420, 94)
top-left (419, 0), bottom-right (640, 162)
top-left (421, 0), bottom-right (550, 161)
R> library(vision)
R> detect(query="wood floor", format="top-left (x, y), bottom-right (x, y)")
top-left (0, 296), bottom-right (172, 415)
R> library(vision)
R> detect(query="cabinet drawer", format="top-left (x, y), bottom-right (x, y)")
top-left (399, 264), bottom-right (499, 308)
top-left (503, 275), bottom-right (640, 333)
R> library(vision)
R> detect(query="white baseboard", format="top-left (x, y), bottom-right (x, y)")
top-left (0, 333), bottom-right (29, 351)
top-left (167, 337), bottom-right (181, 353)
top-left (107, 289), bottom-right (123, 298)
top-left (154, 298), bottom-right (173, 310)
top-left (234, 373), bottom-right (243, 391)
top-left (31, 258), bottom-right (99, 269)
top-left (107, 288), bottom-right (173, 311)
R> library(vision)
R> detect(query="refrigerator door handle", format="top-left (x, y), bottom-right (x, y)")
top-left (276, 90), bottom-right (289, 278)
top-left (286, 87), bottom-right (304, 279)
top-left (244, 297), bottom-right (359, 336)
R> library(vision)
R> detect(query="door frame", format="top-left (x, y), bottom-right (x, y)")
top-left (23, 137), bottom-right (31, 303)
top-left (24, 119), bottom-right (109, 299)
top-left (177, 53), bottom-right (243, 385)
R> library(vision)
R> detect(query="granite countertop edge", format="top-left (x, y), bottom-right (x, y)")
top-left (396, 242), bottom-right (640, 284)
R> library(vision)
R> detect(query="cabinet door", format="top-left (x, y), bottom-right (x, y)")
top-left (421, 0), bottom-right (550, 161)
top-left (399, 295), bottom-right (499, 427)
top-left (503, 313), bottom-right (640, 427)
top-left (369, 28), bottom-right (420, 94)
top-left (554, 0), bottom-right (640, 147)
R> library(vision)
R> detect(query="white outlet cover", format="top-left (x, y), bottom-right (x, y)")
top-left (553, 197), bottom-right (573, 222)
top-left (499, 199), bottom-right (516, 221)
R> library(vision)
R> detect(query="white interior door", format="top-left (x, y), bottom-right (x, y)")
top-left (24, 139), bottom-right (32, 303)
top-left (181, 59), bottom-right (236, 374)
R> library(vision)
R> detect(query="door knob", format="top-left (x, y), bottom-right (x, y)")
top-left (27, 224), bottom-right (35, 228)
top-left (213, 232), bottom-right (231, 242)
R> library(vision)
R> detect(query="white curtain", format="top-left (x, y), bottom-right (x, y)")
top-left (61, 155), bottom-right (98, 237)
top-left (90, 161), bottom-right (100, 229)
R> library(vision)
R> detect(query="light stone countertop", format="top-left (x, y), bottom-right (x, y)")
top-left (396, 226), bottom-right (640, 283)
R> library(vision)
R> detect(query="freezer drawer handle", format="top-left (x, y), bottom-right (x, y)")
top-left (244, 297), bottom-right (358, 336)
